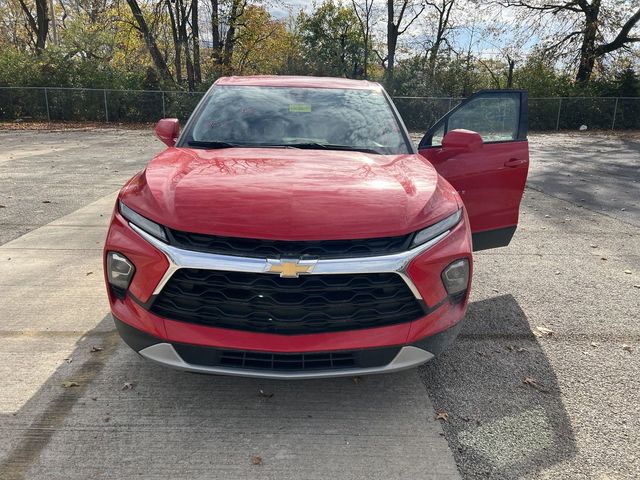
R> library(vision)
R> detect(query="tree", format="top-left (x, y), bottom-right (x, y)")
top-left (126, 0), bottom-right (173, 82)
top-left (191, 0), bottom-right (201, 83)
top-left (232, 5), bottom-right (293, 74)
top-left (382, 0), bottom-right (425, 89)
top-left (165, 0), bottom-right (196, 88)
top-left (298, 0), bottom-right (366, 78)
top-left (500, 1), bottom-right (640, 82)
top-left (616, 66), bottom-right (640, 97)
top-left (350, 0), bottom-right (376, 78)
top-left (424, 0), bottom-right (455, 76)
top-left (15, 0), bottom-right (49, 52)
top-left (209, 0), bottom-right (248, 69)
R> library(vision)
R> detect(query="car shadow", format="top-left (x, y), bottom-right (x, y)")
top-left (1, 314), bottom-right (455, 479)
top-left (420, 294), bottom-right (577, 479)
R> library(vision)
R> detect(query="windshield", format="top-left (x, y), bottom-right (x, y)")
top-left (181, 86), bottom-right (411, 155)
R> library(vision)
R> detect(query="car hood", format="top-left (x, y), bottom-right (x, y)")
top-left (120, 147), bottom-right (459, 240)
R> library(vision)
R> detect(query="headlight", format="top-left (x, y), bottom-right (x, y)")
top-left (411, 209), bottom-right (462, 248)
top-left (106, 251), bottom-right (135, 292)
top-left (441, 258), bottom-right (470, 295)
top-left (119, 201), bottom-right (168, 242)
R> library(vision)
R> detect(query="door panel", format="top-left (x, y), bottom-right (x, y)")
top-left (418, 90), bottom-right (529, 250)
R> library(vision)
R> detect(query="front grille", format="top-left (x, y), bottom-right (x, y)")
top-left (166, 229), bottom-right (413, 259)
top-left (150, 269), bottom-right (425, 334)
top-left (173, 343), bottom-right (401, 371)
top-left (219, 350), bottom-right (355, 370)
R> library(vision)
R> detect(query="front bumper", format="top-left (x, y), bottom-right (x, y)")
top-left (105, 203), bottom-right (472, 377)
top-left (115, 316), bottom-right (462, 379)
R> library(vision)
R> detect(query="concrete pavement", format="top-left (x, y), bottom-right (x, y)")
top-left (0, 129), bottom-right (159, 245)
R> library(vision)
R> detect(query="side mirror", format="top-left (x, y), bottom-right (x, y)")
top-left (441, 129), bottom-right (483, 154)
top-left (155, 118), bottom-right (180, 147)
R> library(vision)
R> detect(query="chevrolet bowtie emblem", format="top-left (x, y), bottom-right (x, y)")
top-left (266, 259), bottom-right (317, 278)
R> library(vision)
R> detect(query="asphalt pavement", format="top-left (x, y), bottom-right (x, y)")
top-left (0, 129), bottom-right (638, 479)
top-left (0, 129), bottom-right (160, 244)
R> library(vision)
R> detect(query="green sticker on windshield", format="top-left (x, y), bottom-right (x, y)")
top-left (289, 103), bottom-right (311, 113)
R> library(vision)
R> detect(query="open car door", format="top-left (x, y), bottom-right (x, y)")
top-left (418, 90), bottom-right (529, 251)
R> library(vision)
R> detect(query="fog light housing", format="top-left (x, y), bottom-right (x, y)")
top-left (106, 252), bottom-right (135, 297)
top-left (441, 258), bottom-right (469, 296)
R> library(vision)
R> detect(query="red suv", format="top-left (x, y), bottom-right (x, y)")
top-left (104, 76), bottom-right (528, 378)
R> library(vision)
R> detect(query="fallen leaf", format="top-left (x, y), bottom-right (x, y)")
top-left (258, 389), bottom-right (273, 398)
top-left (492, 288), bottom-right (499, 293)
top-left (86, 271), bottom-right (93, 276)
top-left (64, 357), bottom-right (73, 364)
top-left (62, 381), bottom-right (80, 388)
top-left (523, 377), bottom-right (549, 393)
top-left (601, 257), bottom-right (608, 261)
top-left (590, 244), bottom-right (598, 248)
top-left (90, 346), bottom-right (103, 352)
top-left (534, 326), bottom-right (554, 337)
top-left (435, 410), bottom-right (449, 422)
top-left (122, 382), bottom-right (136, 390)
top-left (42, 200), bottom-right (51, 204)
top-left (634, 285), bottom-right (640, 289)
top-left (623, 344), bottom-right (633, 352)
top-left (352, 376), bottom-right (362, 384)
top-left (251, 456), bottom-right (263, 465)
top-left (0, 205), bottom-right (5, 208)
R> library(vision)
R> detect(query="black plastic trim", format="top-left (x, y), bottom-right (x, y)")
top-left (472, 226), bottom-right (517, 251)
top-left (113, 315), bottom-right (161, 352)
top-left (165, 228), bottom-right (415, 259)
top-left (174, 343), bottom-right (401, 371)
top-left (109, 285), bottom-right (127, 301)
top-left (411, 320), bottom-right (464, 357)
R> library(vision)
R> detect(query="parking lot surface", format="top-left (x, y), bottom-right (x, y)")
top-left (0, 129), bottom-right (638, 479)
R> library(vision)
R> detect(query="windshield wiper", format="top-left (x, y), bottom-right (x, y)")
top-left (186, 140), bottom-right (384, 155)
top-left (278, 143), bottom-right (384, 155)
top-left (186, 140), bottom-right (243, 149)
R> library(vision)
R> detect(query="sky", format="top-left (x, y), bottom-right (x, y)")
top-left (267, 0), bottom-right (537, 60)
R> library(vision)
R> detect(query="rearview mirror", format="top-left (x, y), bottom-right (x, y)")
top-left (442, 129), bottom-right (483, 153)
top-left (155, 118), bottom-right (180, 147)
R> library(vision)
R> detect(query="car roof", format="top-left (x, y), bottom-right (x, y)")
top-left (214, 75), bottom-right (382, 91)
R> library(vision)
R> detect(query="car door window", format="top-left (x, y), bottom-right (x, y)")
top-left (448, 95), bottom-right (519, 142)
top-left (419, 91), bottom-right (525, 148)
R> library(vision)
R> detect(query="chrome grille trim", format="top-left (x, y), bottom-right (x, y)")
top-left (129, 223), bottom-right (451, 300)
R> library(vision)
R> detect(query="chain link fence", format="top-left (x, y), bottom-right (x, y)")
top-left (1, 86), bottom-right (638, 131)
